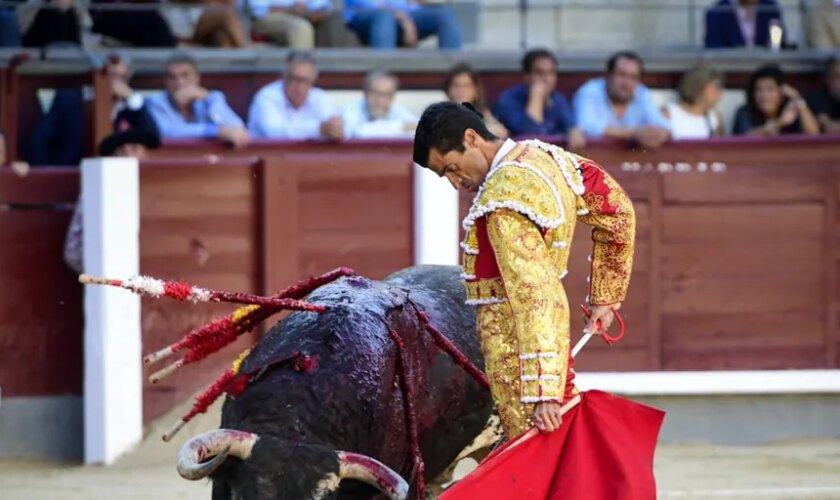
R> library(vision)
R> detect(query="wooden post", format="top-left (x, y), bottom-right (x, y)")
top-left (258, 157), bottom-right (299, 340)
top-left (824, 170), bottom-right (837, 368)
top-left (649, 174), bottom-right (664, 370)
top-left (91, 66), bottom-right (112, 156)
top-left (0, 54), bottom-right (27, 162)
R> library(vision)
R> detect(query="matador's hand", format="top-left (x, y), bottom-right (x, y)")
top-left (534, 401), bottom-right (563, 433)
top-left (584, 302), bottom-right (621, 335)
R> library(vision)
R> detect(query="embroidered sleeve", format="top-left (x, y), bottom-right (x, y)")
top-left (576, 161), bottom-right (636, 305)
top-left (486, 209), bottom-right (568, 403)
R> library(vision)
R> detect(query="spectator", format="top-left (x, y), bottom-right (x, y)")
top-left (493, 49), bottom-right (583, 148)
top-left (146, 53), bottom-right (249, 147)
top-left (22, 0), bottom-right (82, 48)
top-left (344, 0), bottom-right (462, 50)
top-left (805, 57), bottom-right (840, 134)
top-left (573, 51), bottom-right (671, 149)
top-left (662, 64), bottom-right (725, 139)
top-left (99, 55), bottom-right (159, 135)
top-left (166, 0), bottom-right (250, 48)
top-left (0, 4), bottom-right (22, 47)
top-left (805, 0), bottom-right (840, 49)
top-left (90, 0), bottom-right (176, 47)
top-left (247, 51), bottom-right (343, 140)
top-left (444, 62), bottom-right (507, 139)
top-left (246, 0), bottom-right (333, 49)
top-left (732, 65), bottom-right (820, 136)
top-left (341, 71), bottom-right (417, 139)
top-left (704, 0), bottom-right (786, 49)
top-left (27, 54), bottom-right (156, 166)
top-left (27, 88), bottom-right (86, 166)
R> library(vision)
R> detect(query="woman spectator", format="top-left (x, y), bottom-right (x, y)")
top-left (733, 65), bottom-right (820, 136)
top-left (662, 64), bottom-right (725, 139)
top-left (443, 63), bottom-right (508, 139)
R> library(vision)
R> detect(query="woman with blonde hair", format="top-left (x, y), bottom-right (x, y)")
top-left (443, 62), bottom-right (509, 139)
top-left (663, 64), bottom-right (725, 139)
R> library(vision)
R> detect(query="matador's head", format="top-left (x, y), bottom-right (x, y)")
top-left (413, 102), bottom-right (501, 194)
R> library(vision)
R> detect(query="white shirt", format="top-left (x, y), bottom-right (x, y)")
top-left (341, 98), bottom-right (417, 139)
top-left (247, 80), bottom-right (336, 140)
top-left (665, 102), bottom-right (720, 140)
top-left (491, 138), bottom-right (517, 169)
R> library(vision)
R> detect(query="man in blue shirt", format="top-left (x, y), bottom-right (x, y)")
top-left (492, 48), bottom-right (585, 149)
top-left (248, 50), bottom-right (344, 140)
top-left (146, 53), bottom-right (249, 147)
top-left (573, 51), bottom-right (671, 149)
top-left (344, 0), bottom-right (462, 50)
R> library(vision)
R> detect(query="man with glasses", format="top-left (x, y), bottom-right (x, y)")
top-left (248, 51), bottom-right (343, 140)
top-left (492, 48), bottom-right (585, 150)
top-left (146, 53), bottom-right (249, 148)
top-left (573, 51), bottom-right (671, 149)
top-left (341, 71), bottom-right (417, 138)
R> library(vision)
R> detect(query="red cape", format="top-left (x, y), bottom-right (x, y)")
top-left (440, 390), bottom-right (665, 500)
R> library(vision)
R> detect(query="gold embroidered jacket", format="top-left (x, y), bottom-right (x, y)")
top-left (461, 140), bottom-right (635, 403)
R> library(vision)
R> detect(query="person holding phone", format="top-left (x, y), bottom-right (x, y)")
top-left (732, 64), bottom-right (820, 136)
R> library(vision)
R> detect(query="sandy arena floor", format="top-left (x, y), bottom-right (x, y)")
top-left (1, 396), bottom-right (838, 500)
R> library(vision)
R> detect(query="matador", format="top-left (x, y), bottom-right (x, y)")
top-left (413, 102), bottom-right (636, 438)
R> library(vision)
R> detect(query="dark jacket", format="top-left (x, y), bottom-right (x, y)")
top-left (705, 0), bottom-right (786, 48)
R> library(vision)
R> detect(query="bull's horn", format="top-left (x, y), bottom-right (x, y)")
top-left (177, 430), bottom-right (259, 480)
top-left (336, 451), bottom-right (409, 500)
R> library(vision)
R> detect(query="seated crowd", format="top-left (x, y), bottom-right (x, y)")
top-left (12, 47), bottom-right (837, 169)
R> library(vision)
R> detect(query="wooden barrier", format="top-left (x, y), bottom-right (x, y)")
top-left (0, 168), bottom-right (82, 398)
top-left (2, 136), bottom-right (839, 427)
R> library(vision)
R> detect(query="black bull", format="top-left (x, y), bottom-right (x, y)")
top-left (177, 265), bottom-right (498, 499)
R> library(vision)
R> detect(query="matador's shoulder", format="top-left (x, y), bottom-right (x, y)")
top-left (464, 141), bottom-right (582, 231)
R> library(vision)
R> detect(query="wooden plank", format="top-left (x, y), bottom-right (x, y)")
top-left (661, 312), bottom-right (824, 351)
top-left (663, 345), bottom-right (828, 370)
top-left (572, 346), bottom-right (652, 372)
top-left (0, 210), bottom-right (83, 397)
top-left (663, 169), bottom-right (827, 204)
top-left (139, 160), bottom-right (261, 424)
top-left (293, 153), bottom-right (413, 281)
top-left (648, 175), bottom-right (663, 370)
top-left (827, 174), bottom-right (839, 368)
top-left (261, 157), bottom-right (299, 297)
top-left (91, 68), bottom-right (111, 155)
top-left (0, 168), bottom-right (79, 204)
top-left (663, 204), bottom-right (824, 242)
top-left (662, 240), bottom-right (823, 280)
top-left (662, 274), bottom-right (819, 315)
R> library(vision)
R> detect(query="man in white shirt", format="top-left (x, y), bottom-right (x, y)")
top-left (342, 71), bottom-right (417, 139)
top-left (248, 51), bottom-right (344, 140)
top-left (246, 0), bottom-right (333, 49)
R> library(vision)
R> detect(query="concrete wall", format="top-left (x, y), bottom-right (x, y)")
top-left (637, 394), bottom-right (840, 446)
top-left (0, 396), bottom-right (83, 460)
top-left (474, 0), bottom-right (806, 51)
